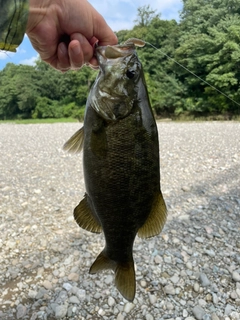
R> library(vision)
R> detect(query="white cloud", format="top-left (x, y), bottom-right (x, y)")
top-left (137, 0), bottom-right (181, 11)
top-left (17, 47), bottom-right (27, 54)
top-left (0, 51), bottom-right (15, 60)
top-left (0, 52), bottom-right (8, 60)
top-left (19, 55), bottom-right (39, 66)
top-left (88, 0), bottom-right (182, 31)
top-left (108, 19), bottom-right (135, 32)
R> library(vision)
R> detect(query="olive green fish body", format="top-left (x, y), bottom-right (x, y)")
top-left (64, 41), bottom-right (167, 301)
top-left (83, 100), bottom-right (159, 261)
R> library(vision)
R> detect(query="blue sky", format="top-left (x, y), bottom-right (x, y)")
top-left (0, 0), bottom-right (182, 70)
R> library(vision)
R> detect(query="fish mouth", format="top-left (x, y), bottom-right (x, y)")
top-left (95, 43), bottom-right (135, 60)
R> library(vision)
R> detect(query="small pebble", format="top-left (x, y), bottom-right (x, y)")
top-left (195, 237), bottom-right (204, 243)
top-left (198, 299), bottom-right (207, 307)
top-left (43, 280), bottom-right (52, 290)
top-left (230, 291), bottom-right (238, 300)
top-left (164, 256), bottom-right (172, 264)
top-left (194, 282), bottom-right (200, 292)
top-left (164, 284), bottom-right (176, 295)
top-left (149, 294), bottom-right (157, 304)
top-left (192, 305), bottom-right (205, 320)
top-left (170, 274), bottom-right (179, 284)
top-left (63, 283), bottom-right (72, 291)
top-left (117, 313), bottom-right (124, 320)
top-left (67, 273), bottom-right (79, 282)
top-left (230, 312), bottom-right (240, 320)
top-left (183, 309), bottom-right (188, 317)
top-left (199, 273), bottom-right (211, 287)
top-left (211, 313), bottom-right (220, 320)
top-left (105, 275), bottom-right (113, 285)
top-left (16, 304), bottom-right (27, 319)
top-left (145, 314), bottom-right (154, 320)
top-left (75, 288), bottom-right (86, 300)
top-left (141, 280), bottom-right (147, 287)
top-left (108, 297), bottom-right (115, 307)
top-left (232, 271), bottom-right (240, 282)
top-left (55, 304), bottom-right (68, 319)
top-left (186, 262), bottom-right (193, 270)
top-left (69, 296), bottom-right (80, 304)
top-left (225, 304), bottom-right (235, 316)
top-left (154, 255), bottom-right (162, 264)
top-left (211, 293), bottom-right (218, 304)
top-left (28, 290), bottom-right (38, 299)
top-left (123, 302), bottom-right (135, 313)
top-left (166, 302), bottom-right (174, 310)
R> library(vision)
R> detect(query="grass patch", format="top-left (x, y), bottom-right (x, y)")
top-left (0, 118), bottom-right (79, 124)
top-left (156, 113), bottom-right (240, 122)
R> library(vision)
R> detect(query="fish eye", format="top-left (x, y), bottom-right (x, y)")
top-left (126, 69), bottom-right (136, 79)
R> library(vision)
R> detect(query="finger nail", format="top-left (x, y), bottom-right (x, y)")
top-left (72, 44), bottom-right (80, 55)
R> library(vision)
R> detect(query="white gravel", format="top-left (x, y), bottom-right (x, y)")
top-left (0, 121), bottom-right (239, 320)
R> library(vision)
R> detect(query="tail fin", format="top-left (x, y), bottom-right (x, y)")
top-left (89, 250), bottom-right (136, 302)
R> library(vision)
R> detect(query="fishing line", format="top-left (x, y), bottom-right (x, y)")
top-left (143, 40), bottom-right (240, 108)
top-left (0, 51), bottom-right (12, 59)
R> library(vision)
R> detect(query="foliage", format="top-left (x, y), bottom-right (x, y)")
top-left (174, 0), bottom-right (240, 115)
top-left (0, 3), bottom-right (239, 119)
top-left (0, 61), bottom-right (97, 120)
top-left (133, 5), bottom-right (160, 27)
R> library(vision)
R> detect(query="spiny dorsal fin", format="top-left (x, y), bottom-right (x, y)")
top-left (63, 127), bottom-right (84, 153)
top-left (74, 196), bottom-right (102, 233)
top-left (138, 191), bottom-right (167, 239)
top-left (89, 250), bottom-right (136, 302)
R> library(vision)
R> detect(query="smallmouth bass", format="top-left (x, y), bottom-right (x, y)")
top-left (64, 39), bottom-right (167, 301)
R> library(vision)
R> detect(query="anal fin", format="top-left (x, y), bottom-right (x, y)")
top-left (74, 195), bottom-right (102, 233)
top-left (63, 127), bottom-right (84, 153)
top-left (138, 191), bottom-right (167, 239)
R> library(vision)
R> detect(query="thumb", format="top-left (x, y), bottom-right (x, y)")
top-left (92, 13), bottom-right (118, 46)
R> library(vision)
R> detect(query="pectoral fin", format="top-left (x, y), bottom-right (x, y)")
top-left (63, 127), bottom-right (84, 153)
top-left (138, 191), bottom-right (167, 239)
top-left (74, 195), bottom-right (102, 233)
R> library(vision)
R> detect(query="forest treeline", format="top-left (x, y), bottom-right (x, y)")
top-left (0, 0), bottom-right (240, 120)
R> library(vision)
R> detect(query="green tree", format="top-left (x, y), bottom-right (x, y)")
top-left (32, 97), bottom-right (59, 119)
top-left (0, 63), bottom-right (39, 119)
top-left (134, 5), bottom-right (160, 27)
top-left (175, 0), bottom-right (240, 115)
top-left (0, 60), bottom-right (97, 120)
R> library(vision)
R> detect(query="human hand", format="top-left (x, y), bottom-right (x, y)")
top-left (26, 0), bottom-right (118, 71)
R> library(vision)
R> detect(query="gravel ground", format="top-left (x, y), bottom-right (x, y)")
top-left (0, 121), bottom-right (239, 320)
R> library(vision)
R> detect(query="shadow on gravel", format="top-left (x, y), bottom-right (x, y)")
top-left (168, 162), bottom-right (240, 216)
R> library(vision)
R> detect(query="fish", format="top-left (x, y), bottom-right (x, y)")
top-left (63, 39), bottom-right (167, 301)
